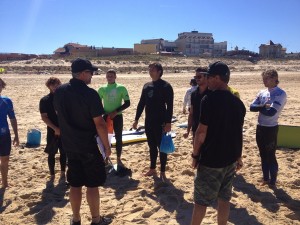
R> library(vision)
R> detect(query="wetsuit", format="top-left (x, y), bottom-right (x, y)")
top-left (0, 96), bottom-right (15, 156)
top-left (39, 93), bottom-right (66, 175)
top-left (135, 79), bottom-right (173, 172)
top-left (250, 86), bottom-right (287, 184)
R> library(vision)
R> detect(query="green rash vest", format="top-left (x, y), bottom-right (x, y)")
top-left (98, 83), bottom-right (130, 115)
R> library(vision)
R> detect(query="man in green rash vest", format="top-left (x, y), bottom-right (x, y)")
top-left (98, 69), bottom-right (130, 166)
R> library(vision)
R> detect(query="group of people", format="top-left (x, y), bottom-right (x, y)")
top-left (0, 58), bottom-right (286, 225)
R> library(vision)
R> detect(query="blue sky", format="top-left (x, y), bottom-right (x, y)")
top-left (0, 0), bottom-right (299, 54)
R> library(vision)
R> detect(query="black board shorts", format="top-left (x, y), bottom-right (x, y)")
top-left (66, 151), bottom-right (106, 187)
top-left (0, 133), bottom-right (11, 156)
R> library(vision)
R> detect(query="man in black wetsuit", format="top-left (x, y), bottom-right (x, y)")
top-left (132, 63), bottom-right (174, 181)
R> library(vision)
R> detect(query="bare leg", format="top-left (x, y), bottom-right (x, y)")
top-left (86, 187), bottom-right (100, 223)
top-left (190, 203), bottom-right (206, 225)
top-left (217, 199), bottom-right (230, 225)
top-left (0, 156), bottom-right (9, 188)
top-left (69, 186), bottom-right (82, 222)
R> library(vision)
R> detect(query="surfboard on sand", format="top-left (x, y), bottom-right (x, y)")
top-left (111, 131), bottom-right (176, 146)
top-left (277, 125), bottom-right (300, 149)
top-left (177, 122), bottom-right (188, 128)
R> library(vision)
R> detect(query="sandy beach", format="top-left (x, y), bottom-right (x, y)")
top-left (0, 58), bottom-right (299, 225)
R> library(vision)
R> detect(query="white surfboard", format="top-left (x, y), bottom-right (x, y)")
top-left (111, 131), bottom-right (176, 146)
top-left (177, 122), bottom-right (188, 128)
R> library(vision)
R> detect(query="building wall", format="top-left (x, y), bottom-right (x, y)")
top-left (134, 44), bottom-right (158, 54)
top-left (175, 31), bottom-right (226, 56)
top-left (259, 44), bottom-right (284, 58)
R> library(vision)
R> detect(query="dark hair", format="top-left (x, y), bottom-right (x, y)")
top-left (45, 77), bottom-right (61, 87)
top-left (149, 63), bottom-right (163, 77)
top-left (106, 69), bottom-right (116, 76)
top-left (0, 78), bottom-right (7, 88)
top-left (195, 67), bottom-right (208, 73)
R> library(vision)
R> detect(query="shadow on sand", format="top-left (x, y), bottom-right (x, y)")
top-left (31, 178), bottom-right (69, 224)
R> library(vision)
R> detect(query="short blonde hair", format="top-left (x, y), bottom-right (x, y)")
top-left (262, 69), bottom-right (279, 84)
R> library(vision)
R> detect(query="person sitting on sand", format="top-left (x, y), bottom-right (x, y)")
top-left (132, 63), bottom-right (174, 181)
top-left (0, 78), bottom-right (19, 189)
top-left (39, 77), bottom-right (66, 180)
top-left (250, 69), bottom-right (287, 186)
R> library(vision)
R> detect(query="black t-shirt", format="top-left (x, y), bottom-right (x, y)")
top-left (39, 93), bottom-right (58, 135)
top-left (190, 87), bottom-right (211, 132)
top-left (199, 90), bottom-right (246, 168)
top-left (135, 79), bottom-right (173, 126)
top-left (53, 78), bottom-right (104, 153)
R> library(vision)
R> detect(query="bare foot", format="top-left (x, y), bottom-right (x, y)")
top-left (260, 180), bottom-right (269, 186)
top-left (160, 172), bottom-right (168, 182)
top-left (144, 169), bottom-right (157, 176)
top-left (117, 158), bottom-right (124, 167)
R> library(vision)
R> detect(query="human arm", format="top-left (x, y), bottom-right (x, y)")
top-left (93, 116), bottom-right (111, 158)
top-left (133, 87), bottom-right (146, 129)
top-left (183, 105), bottom-right (193, 138)
top-left (40, 113), bottom-right (60, 135)
top-left (182, 90), bottom-right (189, 114)
top-left (10, 118), bottom-right (19, 146)
top-left (108, 100), bottom-right (130, 119)
top-left (192, 123), bottom-right (207, 169)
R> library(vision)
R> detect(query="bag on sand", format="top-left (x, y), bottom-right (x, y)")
top-left (160, 132), bottom-right (175, 154)
top-left (44, 137), bottom-right (59, 154)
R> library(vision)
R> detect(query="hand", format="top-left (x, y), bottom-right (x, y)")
top-left (13, 136), bottom-right (19, 146)
top-left (109, 111), bottom-right (117, 119)
top-left (183, 132), bottom-right (189, 138)
top-left (183, 108), bottom-right (186, 114)
top-left (191, 158), bottom-right (198, 169)
top-left (236, 158), bottom-right (243, 171)
top-left (132, 120), bottom-right (138, 129)
top-left (164, 123), bottom-right (171, 132)
top-left (54, 127), bottom-right (61, 136)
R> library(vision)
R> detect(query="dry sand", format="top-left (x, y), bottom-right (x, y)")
top-left (0, 58), bottom-right (299, 225)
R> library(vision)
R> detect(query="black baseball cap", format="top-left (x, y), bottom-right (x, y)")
top-left (206, 61), bottom-right (230, 77)
top-left (71, 58), bottom-right (98, 73)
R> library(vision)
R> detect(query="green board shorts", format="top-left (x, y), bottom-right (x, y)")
top-left (194, 162), bottom-right (236, 206)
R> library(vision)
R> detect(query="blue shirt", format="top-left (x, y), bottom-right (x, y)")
top-left (0, 96), bottom-right (16, 135)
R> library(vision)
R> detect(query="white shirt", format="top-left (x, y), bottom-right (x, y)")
top-left (252, 86), bottom-right (287, 126)
top-left (183, 85), bottom-right (197, 109)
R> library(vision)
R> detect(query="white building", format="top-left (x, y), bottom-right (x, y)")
top-left (175, 31), bottom-right (227, 56)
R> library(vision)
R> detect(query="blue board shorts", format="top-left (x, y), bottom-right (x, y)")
top-left (0, 133), bottom-right (11, 157)
top-left (194, 162), bottom-right (236, 206)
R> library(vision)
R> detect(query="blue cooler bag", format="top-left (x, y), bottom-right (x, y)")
top-left (160, 132), bottom-right (175, 154)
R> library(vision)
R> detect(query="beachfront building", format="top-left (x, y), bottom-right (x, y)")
top-left (259, 40), bottom-right (286, 58)
top-left (134, 31), bottom-right (227, 57)
top-left (134, 39), bottom-right (178, 54)
top-left (174, 31), bottom-right (227, 57)
top-left (53, 43), bottom-right (133, 58)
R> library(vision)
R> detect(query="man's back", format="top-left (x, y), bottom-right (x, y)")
top-left (199, 90), bottom-right (246, 168)
top-left (54, 78), bottom-right (104, 153)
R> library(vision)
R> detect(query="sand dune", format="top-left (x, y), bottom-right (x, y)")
top-left (0, 58), bottom-right (299, 224)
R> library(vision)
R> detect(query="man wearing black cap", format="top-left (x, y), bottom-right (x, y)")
top-left (191, 61), bottom-right (246, 225)
top-left (54, 58), bottom-right (112, 225)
